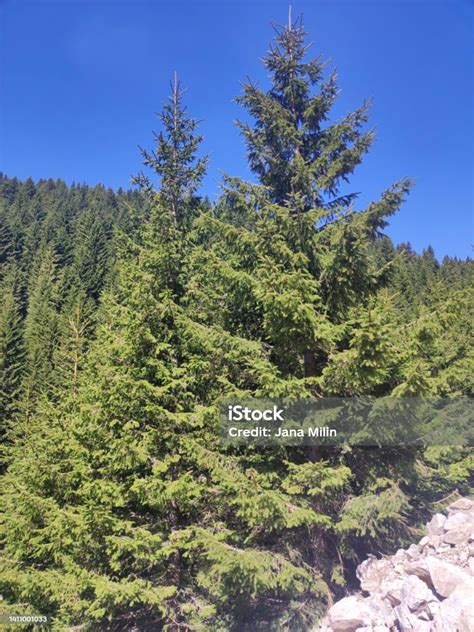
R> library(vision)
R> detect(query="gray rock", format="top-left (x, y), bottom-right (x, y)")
top-left (419, 535), bottom-right (430, 549)
top-left (357, 558), bottom-right (392, 594)
top-left (450, 582), bottom-right (474, 630)
top-left (411, 621), bottom-right (432, 632)
top-left (316, 499), bottom-right (474, 632)
top-left (468, 557), bottom-right (474, 575)
top-left (444, 511), bottom-right (474, 532)
top-left (404, 560), bottom-right (432, 585)
top-left (442, 525), bottom-right (472, 546)
top-left (401, 575), bottom-right (437, 612)
top-left (382, 577), bottom-right (404, 606)
top-left (366, 595), bottom-right (396, 628)
top-left (407, 543), bottom-right (421, 560)
top-left (427, 513), bottom-right (446, 536)
top-left (327, 596), bottom-right (371, 632)
top-left (428, 534), bottom-right (441, 549)
top-left (427, 557), bottom-right (473, 598)
top-left (395, 603), bottom-right (417, 631)
top-left (448, 498), bottom-right (474, 513)
top-left (432, 583), bottom-right (473, 632)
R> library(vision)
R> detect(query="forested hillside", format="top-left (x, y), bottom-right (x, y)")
top-left (0, 18), bottom-right (472, 632)
top-left (0, 175), bottom-right (146, 422)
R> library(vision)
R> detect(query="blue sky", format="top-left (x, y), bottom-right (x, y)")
top-left (1, 0), bottom-right (472, 258)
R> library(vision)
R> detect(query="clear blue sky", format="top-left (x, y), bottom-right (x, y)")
top-left (1, 0), bottom-right (473, 258)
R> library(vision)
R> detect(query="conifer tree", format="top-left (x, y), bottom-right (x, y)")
top-left (22, 246), bottom-right (60, 402)
top-left (71, 206), bottom-right (111, 301)
top-left (134, 73), bottom-right (208, 229)
top-left (0, 17), bottom-right (472, 632)
top-left (0, 270), bottom-right (25, 424)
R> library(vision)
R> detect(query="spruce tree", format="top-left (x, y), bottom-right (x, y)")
top-left (134, 73), bottom-right (208, 230)
top-left (0, 269), bottom-right (25, 424)
top-left (0, 16), bottom-right (472, 632)
top-left (22, 246), bottom-right (60, 403)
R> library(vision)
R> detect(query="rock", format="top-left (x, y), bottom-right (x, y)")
top-left (432, 584), bottom-right (473, 632)
top-left (428, 534), bottom-right (441, 549)
top-left (394, 603), bottom-right (417, 631)
top-left (404, 560), bottom-right (432, 585)
top-left (357, 558), bottom-right (392, 594)
top-left (448, 498), bottom-right (474, 512)
top-left (444, 510), bottom-right (474, 532)
top-left (417, 608), bottom-right (432, 621)
top-left (315, 498), bottom-right (474, 632)
top-left (418, 535), bottom-right (430, 549)
top-left (427, 513), bottom-right (446, 536)
top-left (327, 596), bottom-right (371, 632)
top-left (427, 557), bottom-right (473, 598)
top-left (450, 582), bottom-right (474, 629)
top-left (366, 596), bottom-right (396, 628)
top-left (442, 525), bottom-right (472, 546)
top-left (400, 575), bottom-right (437, 612)
top-left (411, 621), bottom-right (432, 632)
top-left (382, 577), bottom-right (404, 606)
top-left (406, 543), bottom-right (420, 560)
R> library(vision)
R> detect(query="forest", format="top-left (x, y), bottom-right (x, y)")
top-left (0, 17), bottom-right (472, 632)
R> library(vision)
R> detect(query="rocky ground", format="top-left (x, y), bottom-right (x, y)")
top-left (316, 497), bottom-right (474, 632)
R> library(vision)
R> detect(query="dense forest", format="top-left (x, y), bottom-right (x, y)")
top-left (0, 18), bottom-right (472, 632)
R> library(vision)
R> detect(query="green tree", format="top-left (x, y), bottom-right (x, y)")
top-left (22, 246), bottom-right (60, 403)
top-left (0, 269), bottom-right (25, 424)
top-left (0, 16), bottom-right (472, 632)
top-left (134, 73), bottom-right (208, 230)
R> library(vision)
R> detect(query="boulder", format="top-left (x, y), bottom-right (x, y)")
top-left (400, 575), bottom-right (437, 612)
top-left (427, 557), bottom-right (473, 598)
top-left (315, 499), bottom-right (474, 632)
top-left (394, 603), bottom-right (417, 631)
top-left (448, 498), bottom-right (474, 512)
top-left (427, 513), bottom-right (446, 536)
top-left (444, 511), bottom-right (474, 532)
top-left (406, 543), bottom-right (420, 560)
top-left (381, 576), bottom-right (404, 606)
top-left (403, 560), bottom-right (432, 586)
top-left (357, 558), bottom-right (392, 594)
top-left (327, 596), bottom-right (371, 632)
top-left (442, 525), bottom-right (472, 546)
top-left (366, 595), bottom-right (396, 628)
top-left (418, 535), bottom-right (430, 549)
top-left (432, 584), bottom-right (473, 632)
top-left (411, 621), bottom-right (432, 632)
